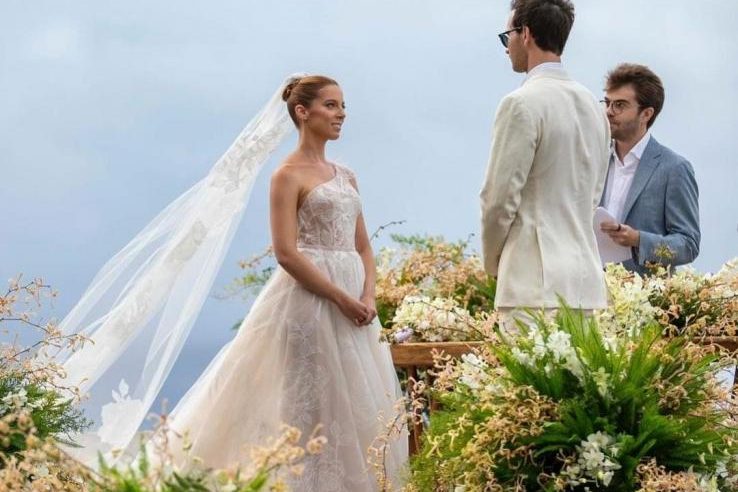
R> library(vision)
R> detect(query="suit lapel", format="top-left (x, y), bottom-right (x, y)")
top-left (622, 137), bottom-right (662, 221)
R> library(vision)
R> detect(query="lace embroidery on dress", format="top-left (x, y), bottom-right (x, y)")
top-left (297, 165), bottom-right (361, 252)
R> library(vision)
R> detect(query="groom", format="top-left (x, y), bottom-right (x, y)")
top-left (480, 0), bottom-right (610, 324)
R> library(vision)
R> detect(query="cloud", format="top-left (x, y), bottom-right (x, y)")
top-left (26, 20), bottom-right (84, 62)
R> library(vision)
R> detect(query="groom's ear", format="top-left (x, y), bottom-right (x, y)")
top-left (521, 25), bottom-right (533, 46)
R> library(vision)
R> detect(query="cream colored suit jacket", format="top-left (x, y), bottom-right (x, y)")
top-left (480, 68), bottom-right (610, 309)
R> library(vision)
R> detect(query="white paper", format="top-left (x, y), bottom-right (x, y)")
top-left (593, 207), bottom-right (632, 265)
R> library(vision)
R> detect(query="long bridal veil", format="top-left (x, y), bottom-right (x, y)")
top-left (55, 74), bottom-right (303, 466)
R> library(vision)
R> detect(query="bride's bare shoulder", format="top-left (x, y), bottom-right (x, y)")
top-left (271, 161), bottom-right (304, 190)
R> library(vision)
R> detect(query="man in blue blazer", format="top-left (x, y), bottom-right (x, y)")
top-left (599, 63), bottom-right (700, 275)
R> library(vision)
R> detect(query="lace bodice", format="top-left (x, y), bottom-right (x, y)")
top-left (297, 165), bottom-right (361, 252)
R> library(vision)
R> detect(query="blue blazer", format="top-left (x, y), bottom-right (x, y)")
top-left (600, 136), bottom-right (700, 275)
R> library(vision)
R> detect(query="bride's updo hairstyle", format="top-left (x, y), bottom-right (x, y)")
top-left (282, 75), bottom-right (339, 127)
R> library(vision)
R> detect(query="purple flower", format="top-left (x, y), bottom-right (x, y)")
top-left (394, 327), bottom-right (414, 343)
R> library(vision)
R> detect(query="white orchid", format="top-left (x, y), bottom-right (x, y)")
top-left (458, 353), bottom-right (489, 390)
top-left (0, 387), bottom-right (46, 413)
top-left (562, 431), bottom-right (622, 489)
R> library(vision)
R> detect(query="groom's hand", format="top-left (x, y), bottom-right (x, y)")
top-left (601, 221), bottom-right (640, 248)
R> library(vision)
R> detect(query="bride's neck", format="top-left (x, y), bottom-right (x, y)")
top-left (296, 132), bottom-right (328, 164)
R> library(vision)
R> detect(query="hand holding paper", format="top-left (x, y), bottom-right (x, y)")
top-left (593, 207), bottom-right (632, 265)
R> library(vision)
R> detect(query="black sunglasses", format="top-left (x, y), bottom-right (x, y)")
top-left (498, 27), bottom-right (522, 48)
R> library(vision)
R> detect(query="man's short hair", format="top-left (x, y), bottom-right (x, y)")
top-left (606, 63), bottom-right (665, 129)
top-left (510, 0), bottom-right (575, 55)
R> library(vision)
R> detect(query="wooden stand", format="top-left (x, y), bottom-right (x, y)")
top-left (391, 342), bottom-right (483, 454)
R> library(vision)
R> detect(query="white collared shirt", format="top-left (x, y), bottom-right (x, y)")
top-left (604, 132), bottom-right (651, 222)
top-left (525, 61), bottom-right (563, 81)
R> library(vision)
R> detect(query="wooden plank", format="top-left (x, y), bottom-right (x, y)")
top-left (390, 342), bottom-right (484, 367)
top-left (699, 336), bottom-right (738, 352)
top-left (390, 337), bottom-right (738, 368)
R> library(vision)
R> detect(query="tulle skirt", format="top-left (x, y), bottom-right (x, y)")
top-left (167, 247), bottom-right (408, 491)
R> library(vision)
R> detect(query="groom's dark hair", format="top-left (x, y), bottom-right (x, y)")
top-left (510, 0), bottom-right (575, 56)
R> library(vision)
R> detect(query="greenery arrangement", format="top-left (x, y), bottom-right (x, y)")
top-left (401, 258), bottom-right (738, 491)
top-left (404, 304), bottom-right (738, 491)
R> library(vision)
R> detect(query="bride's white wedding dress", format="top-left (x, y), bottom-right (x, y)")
top-left (166, 163), bottom-right (407, 490)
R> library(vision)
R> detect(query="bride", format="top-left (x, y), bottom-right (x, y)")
top-left (56, 74), bottom-right (408, 490)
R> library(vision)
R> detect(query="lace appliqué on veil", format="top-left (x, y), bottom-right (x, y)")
top-left (97, 379), bottom-right (144, 447)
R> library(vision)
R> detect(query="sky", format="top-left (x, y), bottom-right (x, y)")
top-left (2, 1), bottom-right (737, 404)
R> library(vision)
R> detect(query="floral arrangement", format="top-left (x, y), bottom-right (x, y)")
top-left (389, 296), bottom-right (476, 343)
top-left (0, 276), bottom-right (325, 491)
top-left (0, 276), bottom-right (91, 488)
top-left (383, 255), bottom-right (738, 344)
top-left (601, 261), bottom-right (738, 340)
top-left (404, 306), bottom-right (738, 491)
top-left (375, 235), bottom-right (495, 343)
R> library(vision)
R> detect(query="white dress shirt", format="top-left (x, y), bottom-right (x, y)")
top-left (525, 61), bottom-right (563, 82)
top-left (604, 132), bottom-right (651, 222)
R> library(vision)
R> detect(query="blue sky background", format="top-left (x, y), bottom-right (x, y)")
top-left (2, 1), bottom-right (737, 404)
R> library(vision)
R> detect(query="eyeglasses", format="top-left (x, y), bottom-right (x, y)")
top-left (600, 99), bottom-right (639, 116)
top-left (498, 27), bottom-right (522, 48)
